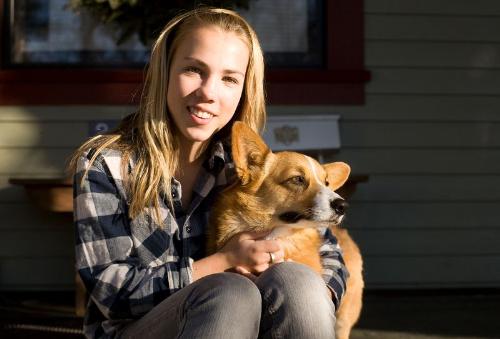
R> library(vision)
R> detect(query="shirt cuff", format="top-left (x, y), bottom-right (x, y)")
top-left (326, 278), bottom-right (344, 310)
top-left (182, 256), bottom-right (195, 287)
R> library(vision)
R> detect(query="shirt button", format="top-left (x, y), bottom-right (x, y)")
top-left (186, 226), bottom-right (192, 233)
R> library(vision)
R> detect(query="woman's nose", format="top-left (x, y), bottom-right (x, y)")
top-left (196, 77), bottom-right (217, 102)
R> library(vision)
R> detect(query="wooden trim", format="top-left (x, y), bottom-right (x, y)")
top-left (1, 82), bottom-right (142, 105)
top-left (0, 0), bottom-right (5, 68)
top-left (0, 69), bottom-right (143, 83)
top-left (1, 78), bottom-right (368, 105)
top-left (328, 0), bottom-right (365, 70)
top-left (267, 70), bottom-right (370, 84)
top-left (0, 0), bottom-right (369, 105)
top-left (266, 83), bottom-right (365, 105)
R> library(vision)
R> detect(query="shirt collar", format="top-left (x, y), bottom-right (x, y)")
top-left (205, 138), bottom-right (231, 174)
top-left (169, 139), bottom-right (230, 202)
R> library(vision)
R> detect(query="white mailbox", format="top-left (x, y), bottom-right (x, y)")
top-left (262, 115), bottom-right (341, 152)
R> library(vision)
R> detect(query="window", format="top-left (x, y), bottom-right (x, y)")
top-left (0, 0), bottom-right (369, 105)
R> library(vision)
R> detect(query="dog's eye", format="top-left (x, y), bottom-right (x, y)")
top-left (325, 180), bottom-right (330, 187)
top-left (289, 175), bottom-right (306, 186)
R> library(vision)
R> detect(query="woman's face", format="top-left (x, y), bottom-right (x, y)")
top-left (167, 25), bottom-right (249, 150)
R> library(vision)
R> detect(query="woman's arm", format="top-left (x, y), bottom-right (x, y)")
top-left (74, 151), bottom-right (187, 319)
top-left (192, 231), bottom-right (283, 281)
top-left (192, 252), bottom-right (231, 281)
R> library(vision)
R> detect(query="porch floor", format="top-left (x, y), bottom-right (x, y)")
top-left (0, 289), bottom-right (499, 338)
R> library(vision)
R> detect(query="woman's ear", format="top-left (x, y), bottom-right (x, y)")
top-left (231, 121), bottom-right (270, 185)
top-left (323, 162), bottom-right (351, 191)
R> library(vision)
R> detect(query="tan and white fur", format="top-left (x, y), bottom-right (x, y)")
top-left (207, 122), bottom-right (363, 339)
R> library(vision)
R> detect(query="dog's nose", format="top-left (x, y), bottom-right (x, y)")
top-left (331, 199), bottom-right (349, 215)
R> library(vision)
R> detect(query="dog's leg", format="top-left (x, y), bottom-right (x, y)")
top-left (335, 319), bottom-right (351, 339)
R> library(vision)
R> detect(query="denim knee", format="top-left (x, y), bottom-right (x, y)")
top-left (186, 272), bottom-right (261, 317)
top-left (178, 273), bottom-right (262, 339)
top-left (259, 261), bottom-right (332, 299)
top-left (257, 262), bottom-right (336, 339)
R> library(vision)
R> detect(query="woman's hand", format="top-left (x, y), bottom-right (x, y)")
top-left (220, 231), bottom-right (285, 276)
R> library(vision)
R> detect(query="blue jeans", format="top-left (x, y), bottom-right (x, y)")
top-left (119, 262), bottom-right (336, 339)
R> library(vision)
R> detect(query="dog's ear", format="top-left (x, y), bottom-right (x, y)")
top-left (232, 121), bottom-right (270, 185)
top-left (324, 162), bottom-right (350, 191)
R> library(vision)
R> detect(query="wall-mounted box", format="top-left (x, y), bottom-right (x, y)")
top-left (262, 115), bottom-right (341, 151)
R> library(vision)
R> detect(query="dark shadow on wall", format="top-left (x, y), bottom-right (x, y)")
top-left (355, 289), bottom-right (500, 338)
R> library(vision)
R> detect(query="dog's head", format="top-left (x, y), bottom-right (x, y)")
top-left (231, 122), bottom-right (350, 228)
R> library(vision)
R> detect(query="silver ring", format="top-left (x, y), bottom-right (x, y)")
top-left (269, 252), bottom-right (276, 264)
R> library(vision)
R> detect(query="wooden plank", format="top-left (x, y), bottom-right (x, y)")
top-left (366, 69), bottom-right (500, 95)
top-left (347, 175), bottom-right (500, 202)
top-left (0, 177), bottom-right (28, 202)
top-left (366, 14), bottom-right (500, 42)
top-left (0, 204), bottom-right (72, 230)
top-left (340, 121), bottom-right (500, 147)
top-left (0, 106), bottom-right (131, 122)
top-left (0, 257), bottom-right (74, 289)
top-left (365, 0), bottom-right (500, 16)
top-left (332, 149), bottom-right (500, 175)
top-left (269, 95), bottom-right (500, 122)
top-left (350, 229), bottom-right (500, 256)
top-left (0, 176), bottom-right (72, 203)
top-left (0, 148), bottom-right (71, 175)
top-left (0, 231), bottom-right (74, 257)
top-left (366, 41), bottom-right (500, 68)
top-left (0, 82), bottom-right (141, 105)
top-left (345, 202), bottom-right (500, 230)
top-left (0, 121), bottom-right (88, 147)
top-left (363, 256), bottom-right (500, 288)
top-left (267, 83), bottom-right (365, 105)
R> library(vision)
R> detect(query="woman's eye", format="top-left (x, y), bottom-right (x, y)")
top-left (184, 66), bottom-right (202, 74)
top-left (289, 176), bottom-right (306, 186)
top-left (223, 76), bottom-right (239, 84)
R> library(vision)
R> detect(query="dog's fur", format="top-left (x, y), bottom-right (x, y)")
top-left (207, 122), bottom-right (363, 339)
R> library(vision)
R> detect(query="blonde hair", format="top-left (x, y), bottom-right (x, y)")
top-left (69, 7), bottom-right (266, 222)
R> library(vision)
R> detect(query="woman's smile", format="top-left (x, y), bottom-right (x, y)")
top-left (188, 106), bottom-right (216, 124)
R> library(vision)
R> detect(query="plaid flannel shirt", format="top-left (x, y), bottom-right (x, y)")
top-left (74, 140), bottom-right (348, 339)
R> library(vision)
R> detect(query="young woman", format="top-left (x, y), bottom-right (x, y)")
top-left (70, 7), bottom-right (348, 339)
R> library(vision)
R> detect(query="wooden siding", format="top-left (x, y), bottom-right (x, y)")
top-left (343, 0), bottom-right (500, 288)
top-left (0, 107), bottom-right (129, 290)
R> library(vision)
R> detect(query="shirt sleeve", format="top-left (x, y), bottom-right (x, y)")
top-left (73, 151), bottom-right (185, 319)
top-left (319, 226), bottom-right (349, 310)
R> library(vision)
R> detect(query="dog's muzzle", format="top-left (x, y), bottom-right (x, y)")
top-left (331, 199), bottom-right (349, 216)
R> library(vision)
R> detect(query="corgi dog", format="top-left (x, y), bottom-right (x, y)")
top-left (207, 122), bottom-right (363, 339)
